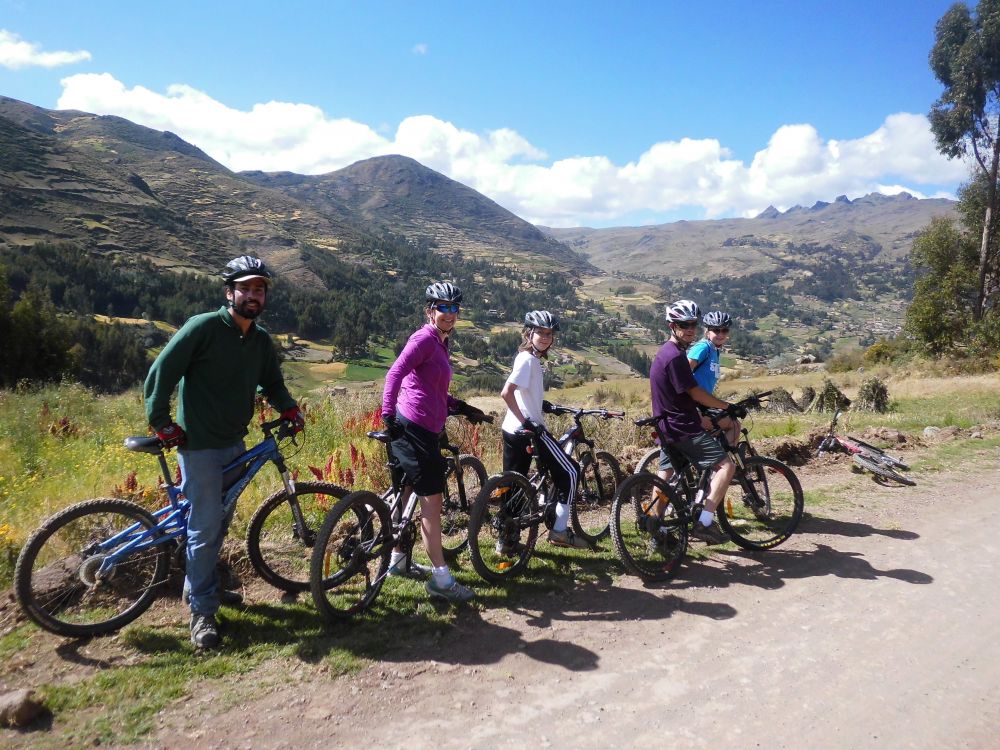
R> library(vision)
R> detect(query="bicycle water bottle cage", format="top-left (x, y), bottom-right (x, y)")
top-left (124, 436), bottom-right (162, 455)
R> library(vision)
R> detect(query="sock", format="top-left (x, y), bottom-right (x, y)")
top-left (699, 509), bottom-right (715, 527)
top-left (390, 551), bottom-right (405, 570)
top-left (432, 565), bottom-right (453, 587)
top-left (553, 501), bottom-right (570, 532)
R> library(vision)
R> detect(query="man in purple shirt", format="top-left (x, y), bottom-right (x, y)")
top-left (649, 300), bottom-right (740, 543)
top-left (381, 281), bottom-right (485, 602)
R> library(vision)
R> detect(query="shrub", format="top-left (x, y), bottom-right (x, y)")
top-left (854, 376), bottom-right (890, 413)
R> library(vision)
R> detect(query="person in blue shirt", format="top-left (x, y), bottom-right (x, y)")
top-left (687, 311), bottom-right (740, 446)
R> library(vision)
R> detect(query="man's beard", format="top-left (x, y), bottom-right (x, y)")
top-left (233, 299), bottom-right (264, 319)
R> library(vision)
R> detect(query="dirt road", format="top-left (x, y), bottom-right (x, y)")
top-left (145, 466), bottom-right (1000, 750)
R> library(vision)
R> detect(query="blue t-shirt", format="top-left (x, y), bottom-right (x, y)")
top-left (649, 340), bottom-right (703, 442)
top-left (687, 339), bottom-right (720, 393)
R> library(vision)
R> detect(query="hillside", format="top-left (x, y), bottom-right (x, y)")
top-left (241, 155), bottom-right (594, 272)
top-left (542, 192), bottom-right (956, 278)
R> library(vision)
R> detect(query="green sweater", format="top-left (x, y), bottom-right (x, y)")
top-left (144, 307), bottom-right (296, 450)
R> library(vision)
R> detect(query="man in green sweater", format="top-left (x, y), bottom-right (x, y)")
top-left (144, 255), bottom-right (303, 649)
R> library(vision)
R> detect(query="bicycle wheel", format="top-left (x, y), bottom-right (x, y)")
top-left (441, 455), bottom-right (487, 561)
top-left (309, 491), bottom-right (392, 621)
top-left (610, 472), bottom-right (688, 582)
top-left (634, 447), bottom-right (661, 475)
top-left (572, 450), bottom-right (622, 543)
top-left (247, 481), bottom-right (348, 593)
top-left (15, 498), bottom-right (170, 637)
top-left (850, 439), bottom-right (910, 471)
top-left (468, 472), bottom-right (539, 583)
top-left (717, 457), bottom-right (803, 550)
top-left (853, 454), bottom-right (916, 486)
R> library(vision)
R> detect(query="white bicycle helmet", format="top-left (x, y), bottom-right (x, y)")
top-left (425, 281), bottom-right (463, 304)
top-left (702, 311), bottom-right (732, 328)
top-left (665, 299), bottom-right (701, 323)
top-left (523, 310), bottom-right (561, 331)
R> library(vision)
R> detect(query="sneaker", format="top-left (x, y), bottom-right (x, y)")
top-left (387, 558), bottom-right (432, 579)
top-left (190, 613), bottom-right (220, 650)
top-left (548, 528), bottom-right (591, 550)
top-left (495, 539), bottom-right (521, 556)
top-left (183, 588), bottom-right (244, 607)
top-left (690, 520), bottom-right (728, 545)
top-left (425, 578), bottom-right (476, 603)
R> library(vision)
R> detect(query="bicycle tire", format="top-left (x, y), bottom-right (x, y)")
top-left (634, 447), bottom-right (661, 475)
top-left (849, 438), bottom-right (910, 471)
top-left (246, 481), bottom-right (348, 593)
top-left (572, 450), bottom-right (622, 543)
top-left (15, 498), bottom-right (170, 637)
top-left (717, 457), bottom-right (803, 550)
top-left (468, 472), bottom-right (539, 583)
top-left (610, 472), bottom-right (688, 581)
top-left (853, 454), bottom-right (916, 486)
top-left (441, 455), bottom-right (487, 560)
top-left (309, 491), bottom-right (392, 621)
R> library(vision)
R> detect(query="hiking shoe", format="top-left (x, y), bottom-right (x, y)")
top-left (548, 528), bottom-right (590, 550)
top-left (183, 588), bottom-right (244, 607)
top-left (425, 578), bottom-right (476, 603)
top-left (690, 520), bottom-right (728, 545)
top-left (190, 613), bottom-right (220, 650)
top-left (387, 558), bottom-right (432, 579)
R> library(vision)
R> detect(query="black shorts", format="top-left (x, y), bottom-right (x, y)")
top-left (391, 414), bottom-right (447, 496)
top-left (659, 431), bottom-right (727, 473)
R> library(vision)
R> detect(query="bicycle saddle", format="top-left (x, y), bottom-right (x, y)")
top-left (367, 430), bottom-right (392, 444)
top-left (124, 436), bottom-right (162, 454)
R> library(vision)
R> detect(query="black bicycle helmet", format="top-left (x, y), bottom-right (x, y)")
top-left (665, 299), bottom-right (700, 322)
top-left (523, 310), bottom-right (561, 331)
top-left (222, 255), bottom-right (272, 285)
top-left (425, 281), bottom-right (463, 304)
top-left (702, 311), bottom-right (732, 328)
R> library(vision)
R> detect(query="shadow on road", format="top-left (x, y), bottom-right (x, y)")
top-left (798, 513), bottom-right (920, 540)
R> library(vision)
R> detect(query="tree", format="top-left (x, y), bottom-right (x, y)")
top-left (904, 217), bottom-right (979, 352)
top-left (928, 0), bottom-right (1000, 320)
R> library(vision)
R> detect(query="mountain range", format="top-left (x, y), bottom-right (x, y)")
top-left (0, 95), bottom-right (956, 288)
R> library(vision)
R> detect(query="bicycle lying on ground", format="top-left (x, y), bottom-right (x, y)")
top-left (465, 407), bottom-right (624, 584)
top-left (15, 417), bottom-right (342, 637)
top-left (309, 413), bottom-right (489, 621)
top-left (610, 393), bottom-right (804, 582)
top-left (816, 410), bottom-right (915, 486)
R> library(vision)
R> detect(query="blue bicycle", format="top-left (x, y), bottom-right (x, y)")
top-left (14, 417), bottom-right (345, 637)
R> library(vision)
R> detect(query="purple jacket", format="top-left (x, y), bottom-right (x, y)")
top-left (382, 324), bottom-right (459, 433)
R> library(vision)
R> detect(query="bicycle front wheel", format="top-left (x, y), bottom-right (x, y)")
top-left (610, 472), bottom-right (688, 581)
top-left (310, 491), bottom-right (392, 621)
top-left (468, 472), bottom-right (539, 583)
top-left (634, 447), bottom-right (661, 475)
top-left (853, 454), bottom-right (916, 486)
top-left (718, 457), bottom-right (804, 550)
top-left (15, 498), bottom-right (170, 637)
top-left (441, 454), bottom-right (487, 561)
top-left (247, 481), bottom-right (348, 593)
top-left (572, 450), bottom-right (622, 543)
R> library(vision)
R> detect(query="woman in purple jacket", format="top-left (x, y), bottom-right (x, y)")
top-left (381, 282), bottom-right (484, 603)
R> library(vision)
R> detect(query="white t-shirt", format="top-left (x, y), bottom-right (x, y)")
top-left (501, 350), bottom-right (546, 434)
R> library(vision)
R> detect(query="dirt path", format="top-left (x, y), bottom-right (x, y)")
top-left (140, 466), bottom-right (1000, 750)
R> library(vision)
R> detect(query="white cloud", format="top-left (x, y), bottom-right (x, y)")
top-left (0, 29), bottom-right (91, 69)
top-left (412, 43), bottom-right (428, 55)
top-left (57, 73), bottom-right (969, 226)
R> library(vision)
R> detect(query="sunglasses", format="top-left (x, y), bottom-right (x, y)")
top-left (673, 321), bottom-right (698, 330)
top-left (433, 303), bottom-right (460, 314)
top-left (709, 327), bottom-right (730, 334)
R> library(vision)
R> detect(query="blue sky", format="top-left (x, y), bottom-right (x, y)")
top-left (0, 0), bottom-right (971, 227)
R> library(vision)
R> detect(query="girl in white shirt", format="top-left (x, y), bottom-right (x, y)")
top-left (500, 310), bottom-right (588, 549)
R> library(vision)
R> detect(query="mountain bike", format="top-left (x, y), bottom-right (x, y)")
top-left (308, 414), bottom-right (489, 621)
top-left (633, 390), bottom-right (772, 475)
top-left (610, 394), bottom-right (803, 582)
top-left (545, 403), bottom-right (625, 543)
top-left (15, 418), bottom-right (343, 637)
top-left (816, 410), bottom-right (915, 486)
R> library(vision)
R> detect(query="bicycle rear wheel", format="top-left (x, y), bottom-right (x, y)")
top-left (717, 457), bottom-right (803, 550)
top-left (247, 481), bottom-right (348, 593)
top-left (310, 491), bottom-right (392, 621)
top-left (441, 455), bottom-right (487, 561)
top-left (853, 454), bottom-right (916, 486)
top-left (610, 472), bottom-right (688, 581)
top-left (15, 498), bottom-right (170, 637)
top-left (572, 450), bottom-right (622, 543)
top-left (634, 447), bottom-right (661, 475)
top-left (468, 472), bottom-right (539, 583)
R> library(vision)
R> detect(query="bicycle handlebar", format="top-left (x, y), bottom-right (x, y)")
top-left (634, 390), bottom-right (770, 428)
top-left (547, 403), bottom-right (625, 420)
